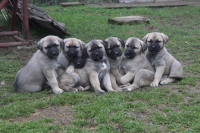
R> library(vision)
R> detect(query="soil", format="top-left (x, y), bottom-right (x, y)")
top-left (9, 104), bottom-right (75, 125)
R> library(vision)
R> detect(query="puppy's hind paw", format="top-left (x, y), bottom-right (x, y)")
top-left (122, 86), bottom-right (132, 92)
top-left (160, 78), bottom-right (175, 85)
top-left (77, 86), bottom-right (84, 91)
top-left (108, 89), bottom-right (117, 93)
top-left (53, 88), bottom-right (63, 94)
top-left (160, 80), bottom-right (168, 85)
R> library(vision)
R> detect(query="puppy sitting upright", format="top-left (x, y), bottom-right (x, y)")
top-left (57, 38), bottom-right (87, 74)
top-left (120, 37), bottom-right (155, 91)
top-left (143, 32), bottom-right (183, 87)
top-left (104, 37), bottom-right (125, 91)
top-left (58, 40), bottom-right (116, 94)
top-left (14, 35), bottom-right (64, 94)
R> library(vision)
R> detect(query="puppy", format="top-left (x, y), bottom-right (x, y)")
top-left (57, 40), bottom-right (116, 94)
top-left (104, 37), bottom-right (125, 91)
top-left (57, 38), bottom-right (87, 74)
top-left (56, 38), bottom-right (87, 92)
top-left (14, 35), bottom-right (64, 94)
top-left (143, 32), bottom-right (183, 87)
top-left (120, 37), bottom-right (155, 91)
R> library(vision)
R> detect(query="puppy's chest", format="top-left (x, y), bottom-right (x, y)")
top-left (44, 59), bottom-right (58, 69)
top-left (148, 56), bottom-right (164, 68)
top-left (110, 59), bottom-right (120, 69)
top-left (122, 59), bottom-right (135, 71)
top-left (95, 62), bottom-right (108, 77)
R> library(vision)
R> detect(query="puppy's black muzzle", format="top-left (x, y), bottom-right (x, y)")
top-left (148, 43), bottom-right (161, 54)
top-left (47, 47), bottom-right (59, 59)
top-left (108, 47), bottom-right (122, 59)
top-left (124, 48), bottom-right (136, 59)
top-left (91, 49), bottom-right (103, 61)
top-left (66, 48), bottom-right (78, 60)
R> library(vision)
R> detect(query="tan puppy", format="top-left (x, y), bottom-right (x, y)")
top-left (14, 35), bottom-right (64, 94)
top-left (57, 38), bottom-right (87, 74)
top-left (120, 37), bottom-right (155, 91)
top-left (104, 37), bottom-right (125, 91)
top-left (143, 32), bottom-right (183, 87)
top-left (58, 40), bottom-right (116, 94)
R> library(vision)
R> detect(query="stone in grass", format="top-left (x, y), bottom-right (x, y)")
top-left (108, 16), bottom-right (150, 25)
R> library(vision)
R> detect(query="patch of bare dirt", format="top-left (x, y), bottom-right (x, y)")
top-left (183, 85), bottom-right (200, 94)
top-left (9, 104), bottom-right (75, 125)
top-left (0, 33), bottom-right (41, 63)
top-left (143, 25), bottom-right (160, 31)
top-left (0, 81), bottom-right (5, 88)
top-left (0, 46), bottom-right (37, 63)
top-left (0, 36), bottom-right (16, 43)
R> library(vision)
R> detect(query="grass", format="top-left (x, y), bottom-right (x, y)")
top-left (0, 5), bottom-right (200, 132)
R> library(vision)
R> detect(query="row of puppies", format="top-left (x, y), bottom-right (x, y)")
top-left (14, 32), bottom-right (183, 94)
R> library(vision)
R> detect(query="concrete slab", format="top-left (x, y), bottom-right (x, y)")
top-left (61, 2), bottom-right (84, 7)
top-left (120, 0), bottom-right (183, 3)
top-left (108, 16), bottom-right (150, 25)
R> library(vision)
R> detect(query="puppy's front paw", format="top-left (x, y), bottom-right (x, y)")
top-left (96, 89), bottom-right (105, 95)
top-left (66, 67), bottom-right (74, 74)
top-left (150, 81), bottom-right (159, 87)
top-left (53, 88), bottom-right (63, 94)
top-left (108, 89), bottom-right (117, 93)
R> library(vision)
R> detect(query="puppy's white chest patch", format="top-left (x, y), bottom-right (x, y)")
top-left (98, 62), bottom-right (107, 78)
top-left (102, 62), bottom-right (107, 70)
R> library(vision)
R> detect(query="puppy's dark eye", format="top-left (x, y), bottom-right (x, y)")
top-left (156, 40), bottom-right (161, 43)
top-left (148, 40), bottom-right (153, 43)
top-left (68, 46), bottom-right (78, 48)
top-left (45, 44), bottom-right (58, 49)
top-left (132, 46), bottom-right (138, 49)
top-left (111, 45), bottom-right (119, 49)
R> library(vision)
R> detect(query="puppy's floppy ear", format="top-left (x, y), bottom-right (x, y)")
top-left (142, 33), bottom-right (150, 44)
top-left (161, 33), bottom-right (169, 43)
top-left (118, 38), bottom-right (125, 48)
top-left (140, 40), bottom-right (147, 53)
top-left (82, 46), bottom-right (88, 59)
top-left (78, 40), bottom-right (86, 51)
top-left (62, 39), bottom-right (69, 49)
top-left (37, 38), bottom-right (44, 51)
top-left (101, 40), bottom-right (108, 49)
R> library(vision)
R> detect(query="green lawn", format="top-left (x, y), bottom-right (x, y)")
top-left (0, 5), bottom-right (200, 132)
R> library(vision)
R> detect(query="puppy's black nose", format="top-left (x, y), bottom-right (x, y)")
top-left (52, 52), bottom-right (57, 56)
top-left (115, 51), bottom-right (119, 55)
top-left (95, 53), bottom-right (99, 56)
top-left (125, 51), bottom-right (130, 55)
